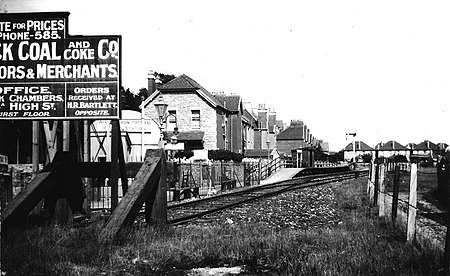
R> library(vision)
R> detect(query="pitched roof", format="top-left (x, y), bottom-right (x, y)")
top-left (343, 141), bottom-right (374, 151)
top-left (142, 74), bottom-right (224, 109)
top-left (378, 140), bottom-right (408, 151)
top-left (213, 94), bottom-right (241, 112)
top-left (159, 74), bottom-right (199, 90)
top-left (276, 122), bottom-right (304, 140)
top-left (414, 140), bottom-right (440, 151)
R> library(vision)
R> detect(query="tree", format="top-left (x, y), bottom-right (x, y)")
top-left (157, 73), bottom-right (176, 84)
top-left (138, 88), bottom-right (149, 103)
top-left (135, 72), bottom-right (176, 106)
top-left (393, 155), bottom-right (408, 163)
top-left (328, 150), bottom-right (344, 163)
top-left (121, 87), bottom-right (140, 111)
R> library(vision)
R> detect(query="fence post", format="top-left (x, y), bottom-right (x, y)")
top-left (391, 164), bottom-right (400, 226)
top-left (373, 163), bottom-right (380, 206)
top-left (407, 163), bottom-right (417, 243)
top-left (199, 162), bottom-right (203, 193)
top-left (147, 149), bottom-right (167, 225)
top-left (368, 162), bottom-right (375, 195)
top-left (370, 163), bottom-right (378, 205)
top-left (378, 164), bottom-right (386, 217)
top-left (258, 161), bottom-right (261, 185)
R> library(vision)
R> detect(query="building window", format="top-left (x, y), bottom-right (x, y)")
top-left (168, 110), bottom-right (176, 123)
top-left (167, 110), bottom-right (176, 131)
top-left (191, 110), bottom-right (200, 129)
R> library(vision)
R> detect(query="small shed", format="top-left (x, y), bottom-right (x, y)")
top-left (291, 145), bottom-right (315, 168)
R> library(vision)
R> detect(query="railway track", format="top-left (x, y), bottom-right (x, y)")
top-left (167, 169), bottom-right (368, 226)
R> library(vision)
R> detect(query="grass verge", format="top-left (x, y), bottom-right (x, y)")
top-left (2, 178), bottom-right (444, 275)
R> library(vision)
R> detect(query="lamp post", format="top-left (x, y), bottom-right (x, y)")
top-left (154, 96), bottom-right (179, 149)
top-left (266, 139), bottom-right (270, 160)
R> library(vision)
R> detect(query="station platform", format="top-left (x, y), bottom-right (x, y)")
top-left (260, 168), bottom-right (304, 185)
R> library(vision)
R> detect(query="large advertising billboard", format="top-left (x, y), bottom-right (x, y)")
top-left (0, 12), bottom-right (121, 120)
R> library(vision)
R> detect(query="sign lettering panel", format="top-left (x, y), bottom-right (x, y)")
top-left (0, 13), bottom-right (121, 120)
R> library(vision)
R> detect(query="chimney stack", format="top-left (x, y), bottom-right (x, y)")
top-left (148, 70), bottom-right (156, 93)
top-left (155, 75), bottom-right (162, 91)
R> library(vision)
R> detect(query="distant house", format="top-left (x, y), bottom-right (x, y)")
top-left (250, 104), bottom-right (278, 151)
top-left (343, 141), bottom-right (375, 161)
top-left (376, 140), bottom-right (409, 158)
top-left (276, 120), bottom-right (309, 157)
top-left (407, 140), bottom-right (441, 160)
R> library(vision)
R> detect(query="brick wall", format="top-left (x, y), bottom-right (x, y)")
top-left (277, 140), bottom-right (305, 157)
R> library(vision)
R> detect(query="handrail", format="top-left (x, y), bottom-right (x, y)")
top-left (249, 157), bottom-right (285, 182)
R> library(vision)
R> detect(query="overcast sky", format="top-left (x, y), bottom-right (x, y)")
top-left (3, 0), bottom-right (450, 151)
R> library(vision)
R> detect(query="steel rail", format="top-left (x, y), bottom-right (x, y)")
top-left (168, 169), bottom-right (367, 226)
top-left (168, 169), bottom-right (367, 210)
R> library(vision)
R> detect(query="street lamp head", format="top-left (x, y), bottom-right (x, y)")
top-left (153, 95), bottom-right (168, 123)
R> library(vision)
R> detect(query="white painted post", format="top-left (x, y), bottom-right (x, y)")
top-left (369, 164), bottom-right (377, 204)
top-left (368, 162), bottom-right (375, 195)
top-left (407, 163), bottom-right (418, 242)
top-left (378, 164), bottom-right (386, 217)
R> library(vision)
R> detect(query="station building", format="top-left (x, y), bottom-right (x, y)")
top-left (140, 73), bottom-right (261, 155)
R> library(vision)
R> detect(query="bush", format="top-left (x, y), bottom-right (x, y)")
top-left (328, 151), bottom-right (344, 163)
top-left (174, 150), bottom-right (194, 160)
top-left (208, 149), bottom-right (243, 162)
top-left (392, 155), bottom-right (408, 163)
top-left (360, 154), bottom-right (373, 163)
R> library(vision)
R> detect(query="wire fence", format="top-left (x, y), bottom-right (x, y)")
top-left (367, 160), bottom-right (448, 245)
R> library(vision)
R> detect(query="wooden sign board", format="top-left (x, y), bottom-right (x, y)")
top-left (0, 12), bottom-right (121, 120)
